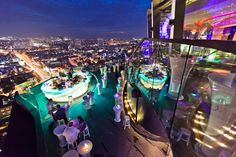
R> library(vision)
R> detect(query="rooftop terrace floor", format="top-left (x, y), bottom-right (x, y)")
top-left (17, 71), bottom-right (170, 157)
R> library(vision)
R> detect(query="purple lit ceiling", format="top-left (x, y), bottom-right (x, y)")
top-left (185, 0), bottom-right (236, 30)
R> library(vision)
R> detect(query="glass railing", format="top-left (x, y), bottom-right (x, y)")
top-left (125, 38), bottom-right (236, 157)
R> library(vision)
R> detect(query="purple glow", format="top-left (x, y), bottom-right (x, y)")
top-left (160, 14), bottom-right (171, 39)
top-left (141, 40), bottom-right (152, 57)
top-left (114, 92), bottom-right (121, 98)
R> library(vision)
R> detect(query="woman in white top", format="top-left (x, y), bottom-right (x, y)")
top-left (63, 122), bottom-right (80, 144)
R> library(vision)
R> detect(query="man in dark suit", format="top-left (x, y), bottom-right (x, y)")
top-left (54, 105), bottom-right (68, 124)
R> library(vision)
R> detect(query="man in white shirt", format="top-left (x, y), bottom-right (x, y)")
top-left (63, 122), bottom-right (80, 144)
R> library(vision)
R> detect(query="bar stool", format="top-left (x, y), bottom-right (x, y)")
top-left (123, 115), bottom-right (130, 130)
top-left (170, 127), bottom-right (181, 141)
top-left (83, 96), bottom-right (90, 110)
top-left (97, 83), bottom-right (102, 95)
top-left (83, 125), bottom-right (90, 140)
top-left (179, 128), bottom-right (191, 146)
top-left (58, 119), bottom-right (65, 125)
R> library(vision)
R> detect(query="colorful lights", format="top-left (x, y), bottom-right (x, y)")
top-left (222, 126), bottom-right (236, 135)
top-left (215, 129), bottom-right (234, 140)
top-left (141, 40), bottom-right (152, 58)
top-left (194, 119), bottom-right (206, 126)
top-left (195, 114), bottom-right (205, 120)
top-left (192, 128), bottom-right (216, 141)
top-left (123, 96), bottom-right (136, 122)
top-left (197, 111), bottom-right (203, 114)
top-left (160, 14), bottom-right (171, 39)
top-left (195, 138), bottom-right (213, 149)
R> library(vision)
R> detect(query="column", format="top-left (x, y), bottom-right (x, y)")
top-left (152, 0), bottom-right (160, 39)
top-left (170, 0), bottom-right (186, 39)
top-left (147, 9), bottom-right (153, 38)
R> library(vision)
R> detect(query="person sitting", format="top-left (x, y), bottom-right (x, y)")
top-left (65, 80), bottom-right (71, 88)
top-left (63, 121), bottom-right (80, 145)
top-left (54, 105), bottom-right (68, 124)
top-left (76, 116), bottom-right (86, 132)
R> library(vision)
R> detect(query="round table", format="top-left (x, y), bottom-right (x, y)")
top-left (88, 92), bottom-right (94, 106)
top-left (83, 95), bottom-right (91, 110)
top-left (116, 85), bottom-right (122, 93)
top-left (102, 76), bottom-right (107, 88)
top-left (113, 105), bottom-right (122, 122)
top-left (97, 83), bottom-right (102, 95)
top-left (53, 125), bottom-right (67, 147)
top-left (77, 140), bottom-right (93, 157)
top-left (63, 150), bottom-right (79, 157)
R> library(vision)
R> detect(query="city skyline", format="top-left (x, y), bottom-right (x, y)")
top-left (0, 0), bottom-right (150, 39)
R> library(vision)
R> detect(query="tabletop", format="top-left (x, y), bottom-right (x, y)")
top-left (77, 140), bottom-right (93, 155)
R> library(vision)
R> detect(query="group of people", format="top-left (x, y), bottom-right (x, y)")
top-left (47, 99), bottom-right (87, 143)
top-left (46, 99), bottom-right (69, 124)
top-left (63, 116), bottom-right (87, 144)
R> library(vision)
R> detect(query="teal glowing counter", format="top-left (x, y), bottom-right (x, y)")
top-left (41, 72), bottom-right (90, 102)
top-left (139, 73), bottom-right (167, 90)
top-left (139, 64), bottom-right (168, 90)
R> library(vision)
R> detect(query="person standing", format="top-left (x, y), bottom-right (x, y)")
top-left (46, 99), bottom-right (54, 114)
top-left (68, 68), bottom-right (73, 80)
top-left (54, 105), bottom-right (69, 124)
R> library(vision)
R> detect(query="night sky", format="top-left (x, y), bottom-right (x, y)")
top-left (0, 0), bottom-right (150, 39)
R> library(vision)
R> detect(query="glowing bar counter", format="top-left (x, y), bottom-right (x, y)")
top-left (41, 72), bottom-right (90, 102)
top-left (139, 64), bottom-right (168, 90)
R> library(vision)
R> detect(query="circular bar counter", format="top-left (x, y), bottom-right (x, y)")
top-left (139, 64), bottom-right (168, 90)
top-left (41, 72), bottom-right (90, 102)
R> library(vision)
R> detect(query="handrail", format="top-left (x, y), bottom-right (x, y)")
top-left (141, 38), bottom-right (236, 54)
